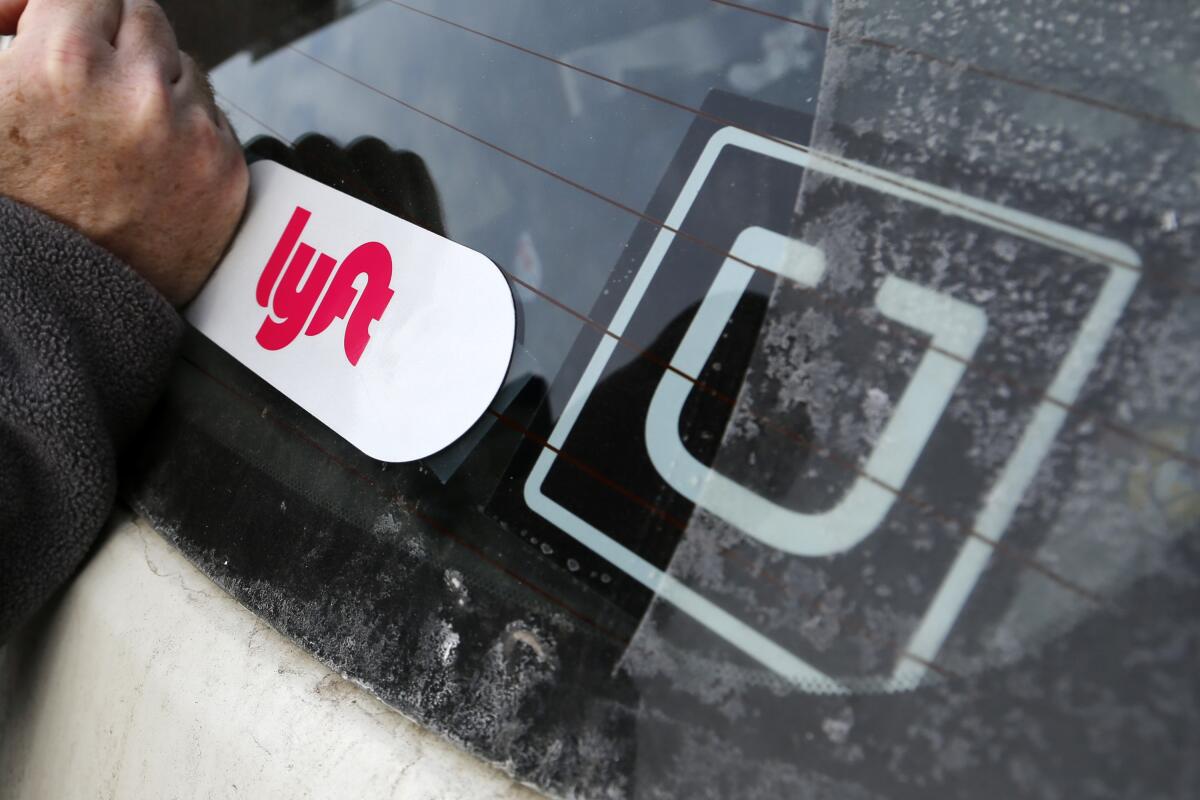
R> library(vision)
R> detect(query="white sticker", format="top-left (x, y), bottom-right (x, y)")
top-left (187, 161), bottom-right (516, 463)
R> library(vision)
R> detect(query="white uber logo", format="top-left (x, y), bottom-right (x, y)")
top-left (526, 127), bottom-right (1140, 692)
top-left (646, 227), bottom-right (986, 557)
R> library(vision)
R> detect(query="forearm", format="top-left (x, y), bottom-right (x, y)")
top-left (0, 196), bottom-right (183, 641)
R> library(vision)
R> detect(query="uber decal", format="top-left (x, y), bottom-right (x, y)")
top-left (490, 93), bottom-right (1142, 694)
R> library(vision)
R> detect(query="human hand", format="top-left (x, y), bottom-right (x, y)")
top-left (0, 0), bottom-right (248, 306)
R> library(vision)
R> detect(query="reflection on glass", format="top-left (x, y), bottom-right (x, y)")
top-left (126, 1), bottom-right (1199, 797)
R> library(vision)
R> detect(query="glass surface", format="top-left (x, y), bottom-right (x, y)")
top-left (132, 2), bottom-right (1199, 797)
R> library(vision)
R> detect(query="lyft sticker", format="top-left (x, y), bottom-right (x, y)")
top-left (188, 161), bottom-right (516, 463)
top-left (254, 206), bottom-right (395, 365)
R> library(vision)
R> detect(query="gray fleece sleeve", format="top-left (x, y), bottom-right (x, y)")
top-left (0, 197), bottom-right (183, 642)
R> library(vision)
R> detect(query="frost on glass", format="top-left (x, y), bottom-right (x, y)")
top-left (619, 1), bottom-right (1199, 796)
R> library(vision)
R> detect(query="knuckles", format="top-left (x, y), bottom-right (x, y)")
top-left (0, 17), bottom-right (250, 299)
top-left (124, 69), bottom-right (174, 129)
top-left (175, 105), bottom-right (247, 206)
top-left (126, 1), bottom-right (174, 40)
top-left (180, 102), bottom-right (223, 159)
top-left (38, 28), bottom-right (108, 96)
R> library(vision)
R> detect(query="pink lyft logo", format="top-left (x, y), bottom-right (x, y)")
top-left (255, 206), bottom-right (394, 365)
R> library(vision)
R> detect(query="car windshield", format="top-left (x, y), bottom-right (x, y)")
top-left (133, 1), bottom-right (1199, 797)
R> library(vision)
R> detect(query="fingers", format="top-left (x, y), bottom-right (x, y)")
top-left (114, 0), bottom-right (179, 81)
top-left (0, 0), bottom-right (29, 35)
top-left (16, 0), bottom-right (123, 42)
